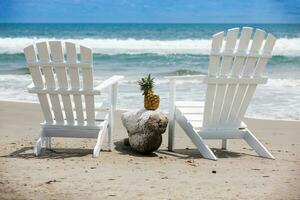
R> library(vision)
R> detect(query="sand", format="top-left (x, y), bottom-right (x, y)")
top-left (0, 100), bottom-right (299, 200)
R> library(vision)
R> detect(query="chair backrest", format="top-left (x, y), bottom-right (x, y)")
top-left (24, 41), bottom-right (97, 126)
top-left (203, 27), bottom-right (276, 130)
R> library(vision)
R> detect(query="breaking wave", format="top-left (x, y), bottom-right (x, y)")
top-left (0, 37), bottom-right (300, 56)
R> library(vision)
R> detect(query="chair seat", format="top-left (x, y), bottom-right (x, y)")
top-left (176, 101), bottom-right (204, 131)
top-left (41, 119), bottom-right (107, 138)
top-left (175, 101), bottom-right (246, 132)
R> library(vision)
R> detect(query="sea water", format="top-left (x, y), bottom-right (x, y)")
top-left (0, 23), bottom-right (299, 120)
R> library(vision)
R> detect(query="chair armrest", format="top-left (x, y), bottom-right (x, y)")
top-left (94, 75), bottom-right (124, 91)
top-left (27, 82), bottom-right (35, 93)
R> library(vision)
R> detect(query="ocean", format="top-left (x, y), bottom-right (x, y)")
top-left (0, 23), bottom-right (299, 120)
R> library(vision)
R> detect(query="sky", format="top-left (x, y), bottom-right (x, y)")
top-left (0, 0), bottom-right (299, 23)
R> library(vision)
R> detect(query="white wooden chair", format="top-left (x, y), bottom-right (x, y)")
top-left (24, 41), bottom-right (124, 157)
top-left (167, 27), bottom-right (276, 160)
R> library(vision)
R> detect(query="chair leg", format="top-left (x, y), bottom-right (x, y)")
top-left (168, 79), bottom-right (176, 152)
top-left (93, 121), bottom-right (108, 157)
top-left (176, 111), bottom-right (217, 160)
top-left (45, 137), bottom-right (51, 150)
top-left (108, 84), bottom-right (117, 151)
top-left (168, 117), bottom-right (175, 151)
top-left (107, 112), bottom-right (113, 151)
top-left (221, 139), bottom-right (227, 150)
top-left (108, 122), bottom-right (113, 151)
top-left (192, 133), bottom-right (218, 160)
top-left (34, 129), bottom-right (44, 156)
top-left (34, 137), bottom-right (43, 156)
top-left (93, 131), bottom-right (103, 157)
top-left (244, 129), bottom-right (274, 159)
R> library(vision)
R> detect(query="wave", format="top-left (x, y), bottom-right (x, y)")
top-left (159, 69), bottom-right (207, 76)
top-left (266, 78), bottom-right (300, 87)
top-left (0, 37), bottom-right (300, 56)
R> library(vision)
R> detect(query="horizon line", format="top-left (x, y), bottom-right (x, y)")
top-left (0, 22), bottom-right (300, 25)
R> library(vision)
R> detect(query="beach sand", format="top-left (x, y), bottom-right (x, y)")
top-left (0, 101), bottom-right (299, 200)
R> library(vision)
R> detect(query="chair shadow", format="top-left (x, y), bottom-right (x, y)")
top-left (2, 146), bottom-right (94, 159)
top-left (157, 148), bottom-right (257, 159)
top-left (114, 140), bottom-right (158, 157)
top-left (113, 139), bottom-right (254, 159)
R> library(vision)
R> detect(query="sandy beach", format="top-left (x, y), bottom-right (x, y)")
top-left (0, 100), bottom-right (299, 200)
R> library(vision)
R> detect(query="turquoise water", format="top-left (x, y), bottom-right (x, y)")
top-left (0, 23), bottom-right (299, 119)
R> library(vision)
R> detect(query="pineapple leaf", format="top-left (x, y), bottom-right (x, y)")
top-left (138, 74), bottom-right (155, 95)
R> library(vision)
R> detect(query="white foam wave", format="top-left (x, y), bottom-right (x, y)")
top-left (267, 78), bottom-right (300, 87)
top-left (0, 37), bottom-right (300, 56)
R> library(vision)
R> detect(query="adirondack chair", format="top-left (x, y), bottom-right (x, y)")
top-left (167, 27), bottom-right (276, 160)
top-left (24, 41), bottom-right (124, 157)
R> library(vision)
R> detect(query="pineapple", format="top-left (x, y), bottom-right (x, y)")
top-left (138, 74), bottom-right (160, 110)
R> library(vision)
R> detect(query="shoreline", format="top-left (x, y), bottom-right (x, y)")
top-left (0, 100), bottom-right (299, 199)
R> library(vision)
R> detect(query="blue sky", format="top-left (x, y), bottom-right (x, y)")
top-left (0, 0), bottom-right (299, 23)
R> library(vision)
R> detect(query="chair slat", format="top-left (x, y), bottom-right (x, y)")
top-left (242, 29), bottom-right (266, 77)
top-left (219, 27), bottom-right (253, 126)
top-left (36, 42), bottom-right (64, 124)
top-left (24, 45), bottom-right (53, 123)
top-left (24, 45), bottom-right (43, 88)
top-left (219, 28), bottom-right (239, 76)
top-left (80, 46), bottom-right (95, 125)
top-left (234, 86), bottom-right (257, 126)
top-left (85, 95), bottom-right (95, 125)
top-left (231, 27), bottom-right (253, 76)
top-left (236, 34), bottom-right (276, 125)
top-left (49, 41), bottom-right (75, 124)
top-left (66, 42), bottom-right (80, 88)
top-left (208, 32), bottom-right (224, 76)
top-left (203, 32), bottom-right (224, 127)
top-left (211, 28), bottom-right (239, 127)
top-left (80, 46), bottom-right (93, 89)
top-left (227, 29), bottom-right (266, 127)
top-left (254, 34), bottom-right (276, 77)
top-left (66, 42), bottom-right (84, 125)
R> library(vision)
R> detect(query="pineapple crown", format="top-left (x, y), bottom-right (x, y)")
top-left (138, 74), bottom-right (155, 95)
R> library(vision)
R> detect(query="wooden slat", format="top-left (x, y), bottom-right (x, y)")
top-left (219, 28), bottom-right (239, 76)
top-left (80, 45), bottom-right (95, 125)
top-left (254, 33), bottom-right (276, 77)
top-left (66, 42), bottom-right (80, 87)
top-left (208, 31), bottom-right (224, 76)
top-left (219, 27), bottom-right (253, 126)
top-left (228, 29), bottom-right (266, 127)
top-left (36, 42), bottom-right (64, 124)
top-left (81, 46), bottom-right (93, 89)
top-left (211, 28), bottom-right (239, 127)
top-left (24, 45), bottom-right (43, 88)
top-left (203, 32), bottom-right (224, 127)
top-left (24, 45), bottom-right (53, 124)
top-left (242, 29), bottom-right (266, 76)
top-left (66, 42), bottom-right (84, 125)
top-left (236, 33), bottom-right (277, 125)
top-left (49, 41), bottom-right (75, 124)
top-left (227, 84), bottom-right (247, 127)
top-left (231, 27), bottom-right (253, 76)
